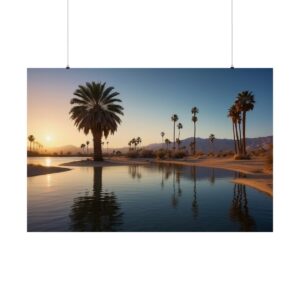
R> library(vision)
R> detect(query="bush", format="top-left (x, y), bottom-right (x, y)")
top-left (195, 151), bottom-right (205, 157)
top-left (265, 144), bottom-right (273, 171)
top-left (156, 149), bottom-right (167, 159)
top-left (234, 154), bottom-right (251, 160)
top-left (126, 151), bottom-right (139, 158)
top-left (171, 150), bottom-right (186, 159)
top-left (140, 149), bottom-right (155, 158)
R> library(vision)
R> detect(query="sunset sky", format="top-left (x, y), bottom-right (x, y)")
top-left (27, 68), bottom-right (272, 149)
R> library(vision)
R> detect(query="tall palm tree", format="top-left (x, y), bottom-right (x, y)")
top-left (136, 137), bottom-right (142, 149)
top-left (176, 138), bottom-right (181, 150)
top-left (80, 143), bottom-right (86, 154)
top-left (228, 105), bottom-right (241, 154)
top-left (171, 114), bottom-right (179, 150)
top-left (28, 135), bottom-right (35, 151)
top-left (131, 138), bottom-right (137, 150)
top-left (69, 81), bottom-right (124, 161)
top-left (160, 132), bottom-right (165, 147)
top-left (235, 91), bottom-right (255, 155)
top-left (177, 123), bottom-right (183, 140)
top-left (209, 134), bottom-right (215, 153)
top-left (86, 140), bottom-right (90, 155)
top-left (165, 138), bottom-right (171, 150)
top-left (191, 107), bottom-right (199, 155)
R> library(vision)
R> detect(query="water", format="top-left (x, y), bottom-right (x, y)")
top-left (27, 158), bottom-right (273, 232)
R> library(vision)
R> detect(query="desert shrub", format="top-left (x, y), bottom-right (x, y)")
top-left (216, 151), bottom-right (223, 157)
top-left (156, 149), bottom-right (167, 159)
top-left (195, 151), bottom-right (205, 157)
top-left (234, 154), bottom-right (251, 160)
top-left (223, 151), bottom-right (234, 157)
top-left (171, 150), bottom-right (186, 159)
top-left (126, 151), bottom-right (139, 158)
top-left (265, 144), bottom-right (273, 171)
top-left (140, 149), bottom-right (155, 158)
top-left (115, 151), bottom-right (122, 156)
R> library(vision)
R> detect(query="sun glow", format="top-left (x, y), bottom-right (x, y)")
top-left (45, 135), bottom-right (52, 142)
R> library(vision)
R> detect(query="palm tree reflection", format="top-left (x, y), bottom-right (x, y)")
top-left (230, 183), bottom-right (256, 231)
top-left (191, 166), bottom-right (199, 218)
top-left (209, 168), bottom-right (215, 185)
top-left (69, 167), bottom-right (122, 231)
top-left (128, 165), bottom-right (142, 180)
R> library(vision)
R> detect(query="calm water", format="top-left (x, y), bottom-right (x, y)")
top-left (27, 157), bottom-right (273, 232)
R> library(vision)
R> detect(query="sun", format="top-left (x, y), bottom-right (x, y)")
top-left (45, 135), bottom-right (52, 142)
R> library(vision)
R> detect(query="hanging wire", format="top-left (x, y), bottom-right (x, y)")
top-left (231, 0), bottom-right (234, 68)
top-left (66, 0), bottom-right (70, 69)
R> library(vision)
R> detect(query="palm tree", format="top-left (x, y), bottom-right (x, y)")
top-left (228, 105), bottom-right (241, 154)
top-left (28, 135), bottom-right (35, 151)
top-left (176, 138), bottom-right (181, 150)
top-left (86, 140), bottom-right (90, 155)
top-left (128, 141), bottom-right (132, 150)
top-left (131, 138), bottom-right (137, 150)
top-left (209, 134), bottom-right (215, 153)
top-left (177, 123), bottom-right (183, 140)
top-left (171, 114), bottom-right (179, 150)
top-left (189, 141), bottom-right (195, 154)
top-left (136, 137), bottom-right (142, 149)
top-left (160, 132), bottom-right (165, 147)
top-left (80, 143), bottom-right (86, 154)
top-left (235, 91), bottom-right (255, 155)
top-left (69, 81), bottom-right (124, 161)
top-left (191, 107), bottom-right (199, 155)
top-left (165, 138), bottom-right (171, 150)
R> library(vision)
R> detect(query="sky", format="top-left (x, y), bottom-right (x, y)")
top-left (27, 68), bottom-right (273, 149)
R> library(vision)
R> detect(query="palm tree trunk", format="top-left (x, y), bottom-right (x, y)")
top-left (232, 122), bottom-right (237, 154)
top-left (235, 123), bottom-right (241, 154)
top-left (242, 112), bottom-right (246, 155)
top-left (173, 122), bottom-right (175, 150)
top-left (30, 142), bottom-right (32, 152)
top-left (238, 122), bottom-right (242, 154)
top-left (193, 122), bottom-right (196, 155)
top-left (93, 132), bottom-right (103, 161)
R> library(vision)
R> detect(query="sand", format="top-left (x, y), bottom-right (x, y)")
top-left (27, 164), bottom-right (71, 177)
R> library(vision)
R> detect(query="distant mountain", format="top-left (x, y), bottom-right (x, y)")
top-left (145, 136), bottom-right (273, 153)
top-left (45, 145), bottom-right (82, 154)
top-left (44, 136), bottom-right (272, 154)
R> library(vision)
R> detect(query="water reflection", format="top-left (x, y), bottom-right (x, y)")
top-left (69, 167), bottom-right (123, 231)
top-left (191, 166), bottom-right (199, 218)
top-left (230, 183), bottom-right (256, 231)
top-left (128, 165), bottom-right (142, 180)
top-left (28, 163), bottom-right (271, 232)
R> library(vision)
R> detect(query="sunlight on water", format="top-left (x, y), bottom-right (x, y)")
top-left (46, 174), bottom-right (52, 188)
top-left (45, 157), bottom-right (51, 167)
top-left (27, 163), bottom-right (273, 232)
